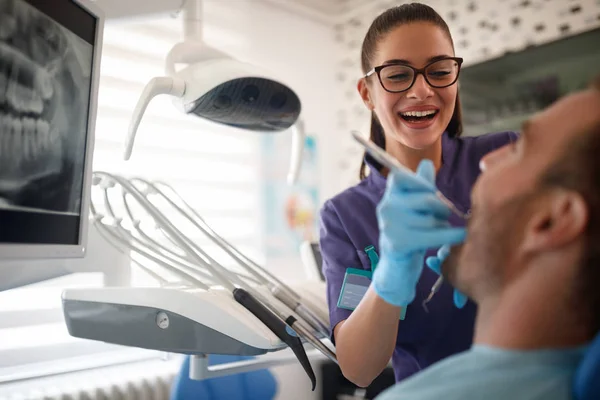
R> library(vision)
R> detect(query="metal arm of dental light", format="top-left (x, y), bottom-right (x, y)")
top-left (287, 120), bottom-right (305, 185)
top-left (123, 77), bottom-right (185, 161)
top-left (148, 180), bottom-right (330, 338)
top-left (131, 178), bottom-right (337, 365)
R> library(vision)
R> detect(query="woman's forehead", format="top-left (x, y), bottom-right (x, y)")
top-left (374, 23), bottom-right (455, 66)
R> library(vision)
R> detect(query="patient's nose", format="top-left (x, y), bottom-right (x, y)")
top-left (479, 146), bottom-right (509, 171)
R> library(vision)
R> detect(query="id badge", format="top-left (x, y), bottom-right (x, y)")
top-left (337, 268), bottom-right (372, 311)
top-left (337, 268), bottom-right (407, 320)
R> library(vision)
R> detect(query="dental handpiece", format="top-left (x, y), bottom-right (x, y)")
top-left (351, 131), bottom-right (468, 220)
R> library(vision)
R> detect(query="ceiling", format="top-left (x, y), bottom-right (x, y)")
top-left (94, 0), bottom-right (372, 24)
top-left (259, 0), bottom-right (371, 22)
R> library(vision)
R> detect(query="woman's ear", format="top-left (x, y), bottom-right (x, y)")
top-left (521, 190), bottom-right (588, 254)
top-left (357, 78), bottom-right (374, 110)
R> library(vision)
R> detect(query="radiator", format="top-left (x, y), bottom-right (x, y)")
top-left (5, 372), bottom-right (177, 400)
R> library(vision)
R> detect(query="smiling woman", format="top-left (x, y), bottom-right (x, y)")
top-left (318, 2), bottom-right (519, 389)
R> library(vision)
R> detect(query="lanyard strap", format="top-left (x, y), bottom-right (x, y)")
top-left (364, 245), bottom-right (379, 273)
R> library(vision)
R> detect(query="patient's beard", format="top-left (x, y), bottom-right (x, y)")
top-left (442, 195), bottom-right (534, 300)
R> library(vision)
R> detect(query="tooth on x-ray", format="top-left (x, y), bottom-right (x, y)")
top-left (0, 0), bottom-right (93, 214)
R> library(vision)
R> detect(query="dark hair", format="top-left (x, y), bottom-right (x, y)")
top-left (540, 77), bottom-right (600, 334)
top-left (358, 3), bottom-right (463, 180)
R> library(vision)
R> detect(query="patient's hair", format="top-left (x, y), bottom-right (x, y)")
top-left (541, 75), bottom-right (600, 334)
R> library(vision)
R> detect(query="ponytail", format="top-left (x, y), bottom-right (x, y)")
top-left (359, 112), bottom-right (386, 180)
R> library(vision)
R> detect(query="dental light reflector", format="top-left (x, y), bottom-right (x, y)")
top-left (123, 0), bottom-right (304, 184)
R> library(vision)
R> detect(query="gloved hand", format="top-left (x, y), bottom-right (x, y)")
top-left (373, 159), bottom-right (466, 307)
top-left (425, 244), bottom-right (468, 309)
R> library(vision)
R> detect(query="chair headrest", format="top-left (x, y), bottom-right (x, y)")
top-left (573, 333), bottom-right (600, 400)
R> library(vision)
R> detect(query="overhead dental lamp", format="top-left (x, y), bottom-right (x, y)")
top-left (123, 0), bottom-right (305, 184)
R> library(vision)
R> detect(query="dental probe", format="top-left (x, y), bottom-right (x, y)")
top-left (351, 131), bottom-right (468, 220)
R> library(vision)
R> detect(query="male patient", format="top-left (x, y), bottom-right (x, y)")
top-left (375, 76), bottom-right (600, 400)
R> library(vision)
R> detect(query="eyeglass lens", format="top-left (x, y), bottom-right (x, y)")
top-left (379, 59), bottom-right (460, 92)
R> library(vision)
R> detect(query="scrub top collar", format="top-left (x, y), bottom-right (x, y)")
top-left (364, 132), bottom-right (459, 196)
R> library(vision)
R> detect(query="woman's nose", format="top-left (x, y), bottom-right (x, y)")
top-left (406, 74), bottom-right (434, 100)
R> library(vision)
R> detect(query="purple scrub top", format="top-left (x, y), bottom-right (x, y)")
top-left (319, 131), bottom-right (519, 383)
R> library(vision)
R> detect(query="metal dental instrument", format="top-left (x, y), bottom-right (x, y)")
top-left (422, 277), bottom-right (444, 313)
top-left (351, 131), bottom-right (469, 220)
top-left (351, 131), bottom-right (469, 311)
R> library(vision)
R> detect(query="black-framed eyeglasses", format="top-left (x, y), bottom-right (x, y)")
top-left (364, 57), bottom-right (464, 93)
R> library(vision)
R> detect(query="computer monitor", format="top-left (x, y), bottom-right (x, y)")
top-left (0, 0), bottom-right (104, 260)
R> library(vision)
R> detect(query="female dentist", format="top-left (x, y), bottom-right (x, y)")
top-left (319, 3), bottom-right (518, 387)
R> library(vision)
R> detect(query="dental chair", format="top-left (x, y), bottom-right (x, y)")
top-left (170, 355), bottom-right (278, 400)
top-left (573, 332), bottom-right (600, 400)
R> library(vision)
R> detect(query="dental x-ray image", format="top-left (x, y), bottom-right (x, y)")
top-left (0, 0), bottom-right (92, 215)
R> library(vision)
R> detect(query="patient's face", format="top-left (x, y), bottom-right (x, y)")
top-left (444, 88), bottom-right (600, 297)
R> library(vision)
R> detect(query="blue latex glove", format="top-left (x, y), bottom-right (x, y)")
top-left (425, 244), bottom-right (468, 309)
top-left (373, 159), bottom-right (466, 307)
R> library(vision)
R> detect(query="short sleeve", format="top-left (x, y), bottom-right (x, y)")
top-left (492, 130), bottom-right (520, 151)
top-left (472, 130), bottom-right (521, 162)
top-left (508, 130), bottom-right (520, 142)
top-left (318, 200), bottom-right (361, 344)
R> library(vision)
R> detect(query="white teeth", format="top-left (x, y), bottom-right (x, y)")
top-left (37, 119), bottom-right (50, 151)
top-left (11, 116), bottom-right (22, 164)
top-left (36, 69), bottom-right (54, 100)
top-left (0, 114), bottom-right (54, 169)
top-left (23, 117), bottom-right (36, 161)
top-left (401, 110), bottom-right (437, 117)
top-left (30, 92), bottom-right (43, 114)
top-left (0, 115), bottom-right (9, 163)
top-left (6, 81), bottom-right (44, 114)
top-left (0, 73), bottom-right (6, 105)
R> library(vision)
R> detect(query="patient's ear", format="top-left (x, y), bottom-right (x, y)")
top-left (521, 190), bottom-right (588, 253)
top-left (357, 78), bottom-right (374, 110)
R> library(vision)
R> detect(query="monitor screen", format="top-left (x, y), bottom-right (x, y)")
top-left (0, 0), bottom-right (102, 258)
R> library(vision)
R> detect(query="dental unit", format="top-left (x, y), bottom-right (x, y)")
top-left (62, 171), bottom-right (336, 390)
